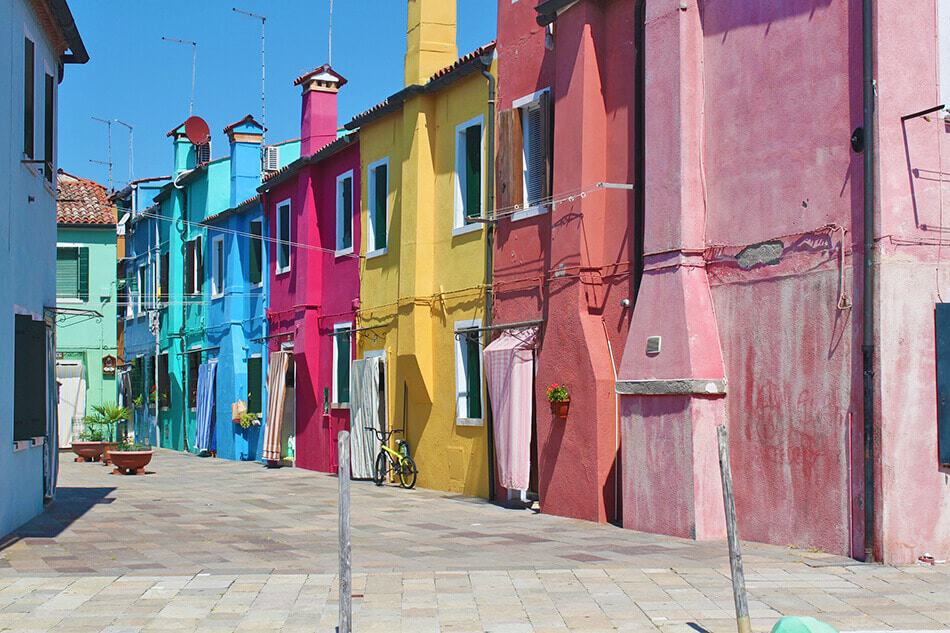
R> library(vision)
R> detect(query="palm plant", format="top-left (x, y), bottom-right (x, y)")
top-left (82, 403), bottom-right (130, 443)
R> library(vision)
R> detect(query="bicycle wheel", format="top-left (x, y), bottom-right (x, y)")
top-left (373, 452), bottom-right (387, 486)
top-left (398, 455), bottom-right (417, 489)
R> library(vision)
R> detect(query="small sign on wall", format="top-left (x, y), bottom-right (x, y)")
top-left (102, 355), bottom-right (116, 376)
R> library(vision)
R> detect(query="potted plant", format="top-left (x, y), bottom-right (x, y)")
top-left (71, 424), bottom-right (106, 462)
top-left (235, 411), bottom-right (261, 431)
top-left (81, 403), bottom-right (130, 466)
top-left (109, 434), bottom-right (154, 475)
top-left (546, 383), bottom-right (571, 418)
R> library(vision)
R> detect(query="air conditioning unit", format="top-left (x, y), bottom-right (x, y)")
top-left (262, 145), bottom-right (280, 172)
top-left (196, 142), bottom-right (211, 165)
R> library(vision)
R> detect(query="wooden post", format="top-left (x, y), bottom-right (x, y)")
top-left (717, 425), bottom-right (751, 633)
top-left (338, 431), bottom-right (351, 633)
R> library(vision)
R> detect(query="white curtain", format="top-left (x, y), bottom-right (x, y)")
top-left (350, 356), bottom-right (382, 479)
top-left (56, 362), bottom-right (86, 448)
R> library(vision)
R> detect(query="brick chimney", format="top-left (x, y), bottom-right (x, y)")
top-left (405, 0), bottom-right (457, 86)
top-left (295, 65), bottom-right (347, 156)
top-left (223, 114), bottom-right (264, 206)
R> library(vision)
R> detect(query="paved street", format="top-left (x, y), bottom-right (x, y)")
top-left (0, 450), bottom-right (947, 632)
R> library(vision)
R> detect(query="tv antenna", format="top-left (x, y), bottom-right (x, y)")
top-left (162, 36), bottom-right (198, 115)
top-left (114, 118), bottom-right (133, 184)
top-left (232, 8), bottom-right (267, 144)
top-left (90, 116), bottom-right (113, 190)
top-left (328, 0), bottom-right (334, 65)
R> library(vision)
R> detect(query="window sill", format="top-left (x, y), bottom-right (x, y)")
top-left (275, 267), bottom-right (291, 277)
top-left (510, 205), bottom-right (548, 222)
top-left (211, 293), bottom-right (224, 301)
top-left (12, 437), bottom-right (44, 452)
top-left (452, 222), bottom-right (483, 238)
top-left (365, 247), bottom-right (388, 259)
top-left (331, 403), bottom-right (350, 410)
top-left (456, 417), bottom-right (484, 427)
top-left (58, 298), bottom-right (83, 304)
top-left (335, 248), bottom-right (354, 258)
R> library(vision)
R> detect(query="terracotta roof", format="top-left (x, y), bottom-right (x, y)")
top-left (294, 64), bottom-right (348, 87)
top-left (345, 42), bottom-right (495, 131)
top-left (56, 170), bottom-right (115, 225)
top-left (223, 114), bottom-right (264, 134)
top-left (202, 195), bottom-right (261, 225)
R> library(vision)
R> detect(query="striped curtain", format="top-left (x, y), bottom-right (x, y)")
top-left (262, 351), bottom-right (291, 463)
top-left (194, 361), bottom-right (217, 454)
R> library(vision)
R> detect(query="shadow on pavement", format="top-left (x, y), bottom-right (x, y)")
top-left (0, 486), bottom-right (116, 551)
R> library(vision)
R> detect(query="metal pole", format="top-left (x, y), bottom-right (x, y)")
top-left (151, 311), bottom-right (160, 447)
top-left (232, 8), bottom-right (267, 144)
top-left (162, 37), bottom-right (198, 115)
top-left (480, 57), bottom-right (497, 502)
top-left (337, 430), bottom-right (352, 633)
top-left (328, 0), bottom-right (334, 66)
top-left (91, 116), bottom-right (113, 190)
top-left (717, 425), bottom-right (751, 633)
top-left (114, 119), bottom-right (133, 185)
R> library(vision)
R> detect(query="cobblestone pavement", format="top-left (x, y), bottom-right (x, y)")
top-left (0, 450), bottom-right (948, 632)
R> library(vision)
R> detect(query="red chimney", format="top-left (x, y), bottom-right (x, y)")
top-left (294, 64), bottom-right (347, 155)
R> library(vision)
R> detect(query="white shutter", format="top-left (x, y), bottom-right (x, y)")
top-left (196, 142), bottom-right (211, 165)
top-left (522, 105), bottom-right (545, 206)
top-left (263, 145), bottom-right (280, 172)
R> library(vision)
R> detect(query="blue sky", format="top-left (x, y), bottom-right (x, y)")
top-left (59, 1), bottom-right (498, 188)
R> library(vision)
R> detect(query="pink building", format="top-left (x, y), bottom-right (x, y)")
top-left (615, 0), bottom-right (950, 563)
top-left (259, 65), bottom-right (361, 473)
top-left (490, 0), bottom-right (636, 523)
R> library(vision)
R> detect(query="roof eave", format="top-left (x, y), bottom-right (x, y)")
top-left (46, 0), bottom-right (89, 65)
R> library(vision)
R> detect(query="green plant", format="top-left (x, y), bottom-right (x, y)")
top-left (114, 439), bottom-right (151, 452)
top-left (237, 412), bottom-right (261, 430)
top-left (79, 425), bottom-right (106, 442)
top-left (133, 394), bottom-right (144, 408)
top-left (545, 383), bottom-right (569, 403)
top-left (82, 403), bottom-right (130, 442)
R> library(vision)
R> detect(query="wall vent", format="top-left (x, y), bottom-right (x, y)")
top-left (262, 145), bottom-right (280, 172)
top-left (646, 336), bottom-right (662, 356)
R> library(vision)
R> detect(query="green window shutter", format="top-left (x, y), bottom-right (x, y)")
top-left (374, 166), bottom-right (387, 251)
top-left (465, 125), bottom-right (482, 218)
top-left (77, 247), bottom-right (89, 301)
top-left (250, 222), bottom-right (262, 285)
top-left (336, 330), bottom-right (350, 403)
top-left (465, 336), bottom-right (482, 418)
top-left (14, 315), bottom-right (46, 441)
top-left (195, 236), bottom-right (203, 292)
top-left (23, 38), bottom-right (34, 159)
top-left (56, 247), bottom-right (79, 298)
top-left (342, 177), bottom-right (353, 250)
top-left (247, 357), bottom-right (262, 414)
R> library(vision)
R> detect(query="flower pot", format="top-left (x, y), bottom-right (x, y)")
top-left (101, 442), bottom-right (119, 466)
top-left (71, 441), bottom-right (104, 462)
top-left (551, 399), bottom-right (570, 418)
top-left (110, 450), bottom-right (153, 476)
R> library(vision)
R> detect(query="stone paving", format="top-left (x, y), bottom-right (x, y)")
top-left (0, 450), bottom-right (948, 632)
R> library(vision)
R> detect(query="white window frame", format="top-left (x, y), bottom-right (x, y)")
top-left (211, 235), bottom-right (225, 299)
top-left (275, 198), bottom-right (292, 274)
top-left (454, 319), bottom-right (485, 426)
top-left (453, 115), bottom-right (485, 236)
top-left (511, 88), bottom-right (551, 222)
top-left (366, 158), bottom-right (389, 258)
top-left (332, 322), bottom-right (353, 407)
top-left (336, 170), bottom-right (355, 256)
top-left (55, 242), bottom-right (83, 304)
top-left (249, 217), bottom-right (264, 287)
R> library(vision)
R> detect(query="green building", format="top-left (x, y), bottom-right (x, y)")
top-left (55, 170), bottom-right (118, 447)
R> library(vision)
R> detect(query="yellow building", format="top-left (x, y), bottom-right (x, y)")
top-left (345, 0), bottom-right (496, 497)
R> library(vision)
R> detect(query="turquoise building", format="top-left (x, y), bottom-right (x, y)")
top-left (55, 171), bottom-right (117, 446)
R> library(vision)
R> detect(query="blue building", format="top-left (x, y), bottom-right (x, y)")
top-left (0, 0), bottom-right (87, 538)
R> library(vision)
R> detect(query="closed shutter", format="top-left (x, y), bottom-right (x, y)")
top-left (539, 91), bottom-right (553, 202)
top-left (56, 247), bottom-right (79, 298)
top-left (44, 73), bottom-right (53, 181)
top-left (184, 241), bottom-right (194, 295)
top-left (249, 222), bottom-right (263, 285)
top-left (374, 166), bottom-right (387, 251)
top-left (524, 106), bottom-right (545, 206)
top-left (465, 337), bottom-right (482, 418)
top-left (336, 330), bottom-right (351, 403)
top-left (937, 304), bottom-right (950, 466)
top-left (465, 124), bottom-right (482, 218)
top-left (342, 177), bottom-right (353, 250)
top-left (78, 247), bottom-right (89, 301)
top-left (160, 252), bottom-right (169, 302)
top-left (496, 109), bottom-right (523, 213)
top-left (195, 236), bottom-right (203, 292)
top-left (23, 38), bottom-right (34, 159)
top-left (247, 356), bottom-right (262, 414)
top-left (14, 315), bottom-right (46, 441)
top-left (158, 353), bottom-right (170, 405)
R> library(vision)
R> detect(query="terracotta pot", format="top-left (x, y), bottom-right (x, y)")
top-left (551, 399), bottom-right (570, 418)
top-left (110, 450), bottom-right (154, 475)
top-left (101, 442), bottom-right (119, 465)
top-left (71, 441), bottom-right (104, 462)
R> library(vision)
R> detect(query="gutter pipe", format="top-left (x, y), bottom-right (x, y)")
top-left (861, 0), bottom-right (876, 563)
top-left (480, 54), bottom-right (497, 502)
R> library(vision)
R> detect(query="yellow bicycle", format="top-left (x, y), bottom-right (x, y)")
top-left (365, 427), bottom-right (417, 489)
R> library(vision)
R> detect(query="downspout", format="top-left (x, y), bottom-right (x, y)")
top-left (861, 0), bottom-right (876, 563)
top-left (480, 55), bottom-right (497, 502)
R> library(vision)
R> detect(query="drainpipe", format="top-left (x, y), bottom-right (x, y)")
top-left (861, 0), bottom-right (876, 563)
top-left (480, 54), bottom-right (497, 502)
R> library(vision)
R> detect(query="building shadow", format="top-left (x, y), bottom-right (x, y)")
top-left (0, 486), bottom-right (116, 551)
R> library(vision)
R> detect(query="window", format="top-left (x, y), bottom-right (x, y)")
top-left (454, 118), bottom-right (483, 231)
top-left (276, 200), bottom-right (291, 273)
top-left (455, 321), bottom-right (484, 422)
top-left (247, 356), bottom-right (262, 415)
top-left (160, 252), bottom-right (170, 303)
top-left (333, 324), bottom-right (352, 405)
top-left (130, 356), bottom-right (143, 401)
top-left (936, 304), bottom-right (950, 466)
top-left (44, 73), bottom-right (53, 181)
top-left (336, 171), bottom-right (354, 254)
top-left (125, 271), bottom-right (136, 319)
top-left (184, 237), bottom-right (202, 295)
top-left (158, 353), bottom-right (170, 409)
top-left (367, 159), bottom-right (388, 254)
top-left (499, 90), bottom-right (553, 220)
top-left (211, 236), bottom-right (224, 298)
top-left (56, 246), bottom-right (88, 301)
top-left (23, 37), bottom-right (34, 159)
top-left (137, 264), bottom-right (146, 314)
top-left (188, 351), bottom-right (201, 409)
top-left (14, 315), bottom-right (46, 441)
top-left (249, 219), bottom-right (263, 285)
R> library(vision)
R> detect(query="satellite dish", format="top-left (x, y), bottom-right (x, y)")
top-left (184, 116), bottom-right (210, 145)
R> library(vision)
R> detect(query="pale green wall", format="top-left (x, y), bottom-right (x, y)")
top-left (56, 226), bottom-right (118, 411)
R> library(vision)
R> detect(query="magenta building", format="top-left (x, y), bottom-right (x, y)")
top-left (259, 65), bottom-right (360, 473)
top-left (616, 0), bottom-right (950, 563)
